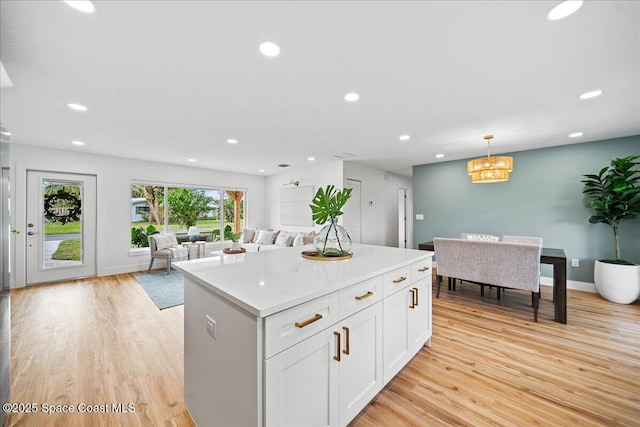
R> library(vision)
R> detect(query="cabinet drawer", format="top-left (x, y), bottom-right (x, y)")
top-left (411, 258), bottom-right (432, 283)
top-left (382, 265), bottom-right (412, 297)
top-left (264, 292), bottom-right (340, 359)
top-left (339, 276), bottom-right (382, 319)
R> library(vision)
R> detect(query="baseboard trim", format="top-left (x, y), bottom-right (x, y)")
top-left (540, 276), bottom-right (596, 293)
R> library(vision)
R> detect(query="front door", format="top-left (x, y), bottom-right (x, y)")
top-left (26, 171), bottom-right (96, 285)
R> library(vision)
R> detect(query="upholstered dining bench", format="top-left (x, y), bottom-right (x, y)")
top-left (433, 237), bottom-right (543, 321)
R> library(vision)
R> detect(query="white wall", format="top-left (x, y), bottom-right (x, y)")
top-left (343, 162), bottom-right (413, 248)
top-left (10, 145), bottom-right (265, 287)
top-left (264, 161), bottom-right (344, 233)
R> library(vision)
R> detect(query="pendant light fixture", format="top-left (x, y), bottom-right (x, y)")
top-left (467, 135), bottom-right (513, 183)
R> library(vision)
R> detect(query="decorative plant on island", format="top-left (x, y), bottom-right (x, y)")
top-left (309, 185), bottom-right (353, 257)
top-left (582, 154), bottom-right (640, 304)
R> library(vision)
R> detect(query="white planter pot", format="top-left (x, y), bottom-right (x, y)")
top-left (594, 260), bottom-right (640, 304)
top-left (231, 241), bottom-right (241, 251)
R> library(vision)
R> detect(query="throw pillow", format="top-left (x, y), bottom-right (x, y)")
top-left (255, 229), bottom-right (276, 245)
top-left (241, 228), bottom-right (256, 243)
top-left (292, 234), bottom-right (305, 247)
top-left (251, 228), bottom-right (273, 243)
top-left (293, 232), bottom-right (316, 246)
top-left (275, 234), bottom-right (293, 247)
top-left (302, 232), bottom-right (315, 245)
top-left (155, 235), bottom-right (176, 250)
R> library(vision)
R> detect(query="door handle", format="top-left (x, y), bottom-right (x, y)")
top-left (334, 331), bottom-right (341, 362)
top-left (409, 289), bottom-right (416, 309)
top-left (27, 231), bottom-right (38, 236)
top-left (342, 326), bottom-right (350, 355)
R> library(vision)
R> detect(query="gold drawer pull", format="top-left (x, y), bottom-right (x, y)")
top-left (409, 289), bottom-right (416, 309)
top-left (393, 276), bottom-right (407, 284)
top-left (343, 326), bottom-right (350, 355)
top-left (418, 267), bottom-right (429, 272)
top-left (334, 331), bottom-right (341, 361)
top-left (413, 287), bottom-right (419, 306)
top-left (295, 313), bottom-right (323, 328)
top-left (355, 291), bottom-right (374, 301)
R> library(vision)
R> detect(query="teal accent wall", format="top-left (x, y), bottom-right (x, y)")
top-left (413, 135), bottom-right (640, 283)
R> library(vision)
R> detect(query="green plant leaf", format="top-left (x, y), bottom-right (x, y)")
top-left (309, 185), bottom-right (352, 225)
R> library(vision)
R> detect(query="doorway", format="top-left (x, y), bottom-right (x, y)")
top-left (398, 187), bottom-right (407, 248)
top-left (1, 168), bottom-right (9, 290)
top-left (344, 179), bottom-right (361, 244)
top-left (26, 171), bottom-right (96, 284)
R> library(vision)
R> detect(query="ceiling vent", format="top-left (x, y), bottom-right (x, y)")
top-left (278, 164), bottom-right (290, 168)
top-left (334, 152), bottom-right (355, 159)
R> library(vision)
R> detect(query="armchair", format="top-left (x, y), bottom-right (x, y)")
top-left (147, 234), bottom-right (188, 274)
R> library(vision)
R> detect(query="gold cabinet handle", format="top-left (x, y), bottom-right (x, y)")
top-left (355, 291), bottom-right (374, 301)
top-left (334, 331), bottom-right (341, 361)
top-left (409, 289), bottom-right (416, 309)
top-left (413, 287), bottom-right (419, 306)
top-left (418, 267), bottom-right (429, 272)
top-left (393, 276), bottom-right (407, 284)
top-left (295, 313), bottom-right (323, 328)
top-left (342, 326), bottom-right (350, 355)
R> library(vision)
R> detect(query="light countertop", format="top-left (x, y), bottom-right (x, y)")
top-left (174, 243), bottom-right (433, 317)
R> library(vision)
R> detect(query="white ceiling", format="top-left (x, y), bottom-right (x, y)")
top-left (1, 1), bottom-right (638, 177)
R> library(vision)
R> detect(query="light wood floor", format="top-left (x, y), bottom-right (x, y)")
top-left (4, 272), bottom-right (639, 426)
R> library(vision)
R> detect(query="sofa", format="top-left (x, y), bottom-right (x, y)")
top-left (206, 228), bottom-right (316, 255)
top-left (433, 236), bottom-right (542, 321)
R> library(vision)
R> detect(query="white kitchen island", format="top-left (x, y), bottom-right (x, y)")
top-left (174, 243), bottom-right (434, 427)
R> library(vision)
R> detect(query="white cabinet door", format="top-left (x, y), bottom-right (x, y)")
top-left (382, 286), bottom-right (412, 383)
top-left (339, 302), bottom-right (383, 425)
top-left (264, 327), bottom-right (340, 427)
top-left (408, 278), bottom-right (431, 353)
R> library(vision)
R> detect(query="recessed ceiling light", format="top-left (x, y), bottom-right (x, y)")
top-left (569, 132), bottom-right (583, 138)
top-left (344, 92), bottom-right (359, 102)
top-left (188, 158), bottom-right (196, 162)
top-left (259, 41), bottom-right (280, 57)
top-left (259, 169), bottom-right (265, 173)
top-left (67, 103), bottom-right (87, 111)
top-left (580, 90), bottom-right (602, 99)
top-left (399, 135), bottom-right (410, 141)
top-left (547, 1), bottom-right (583, 21)
top-left (435, 154), bottom-right (445, 158)
top-left (64, 1), bottom-right (96, 13)
top-left (72, 140), bottom-right (85, 146)
top-left (308, 157), bottom-right (315, 161)
top-left (227, 138), bottom-right (238, 144)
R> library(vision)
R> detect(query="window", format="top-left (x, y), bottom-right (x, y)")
top-left (130, 183), bottom-right (245, 248)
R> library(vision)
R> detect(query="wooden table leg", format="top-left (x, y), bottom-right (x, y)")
top-left (554, 260), bottom-right (567, 324)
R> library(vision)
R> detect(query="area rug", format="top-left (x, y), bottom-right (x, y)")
top-left (134, 270), bottom-right (184, 310)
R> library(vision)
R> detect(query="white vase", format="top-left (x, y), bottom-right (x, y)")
top-left (594, 260), bottom-right (640, 304)
top-left (231, 241), bottom-right (241, 251)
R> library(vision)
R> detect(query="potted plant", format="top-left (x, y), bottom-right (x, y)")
top-left (582, 154), bottom-right (640, 304)
top-left (309, 185), bottom-right (353, 257)
top-left (223, 224), bottom-right (242, 250)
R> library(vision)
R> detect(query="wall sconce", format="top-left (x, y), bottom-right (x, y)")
top-left (284, 179), bottom-right (300, 187)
